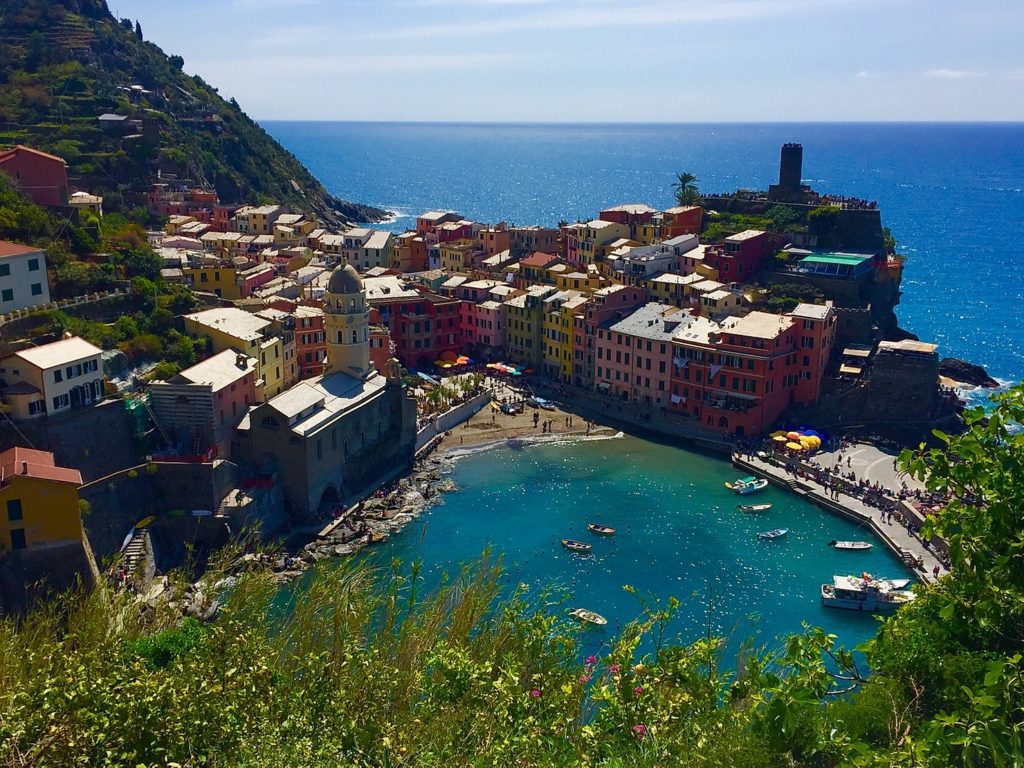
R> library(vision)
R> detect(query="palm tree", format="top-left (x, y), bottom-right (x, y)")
top-left (672, 172), bottom-right (701, 206)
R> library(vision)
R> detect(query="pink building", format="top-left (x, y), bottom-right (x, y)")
top-left (577, 284), bottom-right (647, 387)
top-left (0, 145), bottom-right (69, 207)
top-left (473, 300), bottom-right (506, 355)
top-left (594, 302), bottom-right (689, 407)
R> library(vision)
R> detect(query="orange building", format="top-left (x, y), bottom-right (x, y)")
top-left (0, 145), bottom-right (69, 207)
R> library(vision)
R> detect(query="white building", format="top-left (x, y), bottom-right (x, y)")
top-left (0, 336), bottom-right (104, 420)
top-left (0, 241), bottom-right (50, 313)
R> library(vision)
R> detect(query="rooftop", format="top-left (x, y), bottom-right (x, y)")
top-left (0, 240), bottom-right (41, 259)
top-left (365, 230), bottom-right (392, 249)
top-left (663, 205), bottom-right (701, 215)
top-left (262, 371), bottom-right (388, 437)
top-left (790, 302), bottom-right (832, 320)
top-left (609, 302), bottom-right (690, 341)
top-left (726, 229), bottom-right (767, 242)
top-left (878, 339), bottom-right (938, 355)
top-left (185, 307), bottom-right (272, 342)
top-left (12, 336), bottom-right (102, 369)
top-left (363, 275), bottom-right (421, 302)
top-left (0, 144), bottom-right (67, 164)
top-left (174, 349), bottom-right (257, 391)
top-left (718, 311), bottom-right (793, 340)
top-left (0, 447), bottom-right (82, 486)
top-left (419, 210), bottom-right (454, 221)
top-left (800, 252), bottom-right (874, 266)
top-left (602, 203), bottom-right (656, 214)
top-left (519, 251), bottom-right (560, 268)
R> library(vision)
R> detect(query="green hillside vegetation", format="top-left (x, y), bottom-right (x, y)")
top-left (1, 387), bottom-right (1022, 766)
top-left (0, 0), bottom-right (384, 224)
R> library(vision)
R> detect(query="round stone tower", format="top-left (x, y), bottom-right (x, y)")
top-left (323, 262), bottom-right (372, 380)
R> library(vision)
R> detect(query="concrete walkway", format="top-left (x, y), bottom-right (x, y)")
top-left (733, 453), bottom-right (944, 584)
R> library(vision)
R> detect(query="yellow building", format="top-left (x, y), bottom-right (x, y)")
top-left (542, 291), bottom-right (587, 381)
top-left (555, 269), bottom-right (607, 294)
top-left (0, 447), bottom-right (83, 556)
top-left (439, 239), bottom-right (477, 273)
top-left (183, 265), bottom-right (240, 300)
top-left (184, 307), bottom-right (286, 398)
top-left (504, 285), bottom-right (556, 368)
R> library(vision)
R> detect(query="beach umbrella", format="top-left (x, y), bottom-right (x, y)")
top-left (440, 350), bottom-right (458, 362)
top-left (786, 442), bottom-right (804, 451)
top-left (786, 431), bottom-right (801, 440)
top-left (456, 356), bottom-right (470, 365)
top-left (807, 435), bottom-right (822, 448)
top-left (772, 435), bottom-right (789, 443)
top-left (770, 430), bottom-right (787, 438)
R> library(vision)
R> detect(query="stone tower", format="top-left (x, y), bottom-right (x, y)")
top-left (778, 143), bottom-right (803, 192)
top-left (323, 262), bottom-right (372, 380)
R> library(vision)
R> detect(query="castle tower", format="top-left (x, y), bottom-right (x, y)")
top-left (778, 143), bottom-right (803, 192)
top-left (323, 262), bottom-right (372, 380)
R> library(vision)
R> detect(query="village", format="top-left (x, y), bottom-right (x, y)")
top-left (0, 141), bottom-right (963, 610)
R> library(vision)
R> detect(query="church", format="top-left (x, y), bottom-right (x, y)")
top-left (236, 263), bottom-right (417, 519)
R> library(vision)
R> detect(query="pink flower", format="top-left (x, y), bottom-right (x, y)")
top-left (634, 686), bottom-right (643, 696)
top-left (585, 655), bottom-right (598, 665)
top-left (632, 724), bottom-right (648, 737)
top-left (609, 664), bottom-right (620, 674)
top-left (578, 674), bottom-right (592, 684)
top-left (530, 689), bottom-right (541, 698)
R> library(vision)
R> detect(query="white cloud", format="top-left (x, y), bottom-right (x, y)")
top-left (191, 52), bottom-right (518, 79)
top-left (922, 68), bottom-right (984, 79)
top-left (374, 0), bottom-right (854, 40)
top-left (855, 70), bottom-right (878, 78)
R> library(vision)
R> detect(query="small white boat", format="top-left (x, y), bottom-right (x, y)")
top-left (569, 608), bottom-right (607, 626)
top-left (828, 540), bottom-right (872, 551)
top-left (587, 523), bottom-right (616, 536)
top-left (725, 477), bottom-right (769, 495)
top-left (738, 503), bottom-right (772, 513)
top-left (757, 528), bottom-right (788, 541)
top-left (561, 539), bottom-right (592, 553)
top-left (821, 574), bottom-right (915, 613)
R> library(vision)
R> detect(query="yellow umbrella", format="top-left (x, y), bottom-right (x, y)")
top-left (786, 442), bottom-right (804, 451)
top-left (807, 435), bottom-right (822, 448)
top-left (770, 430), bottom-right (787, 438)
top-left (772, 435), bottom-right (789, 443)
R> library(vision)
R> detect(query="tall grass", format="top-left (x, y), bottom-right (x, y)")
top-left (0, 551), bottom-right (845, 767)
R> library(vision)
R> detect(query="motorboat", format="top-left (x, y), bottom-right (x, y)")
top-left (757, 528), bottom-right (788, 541)
top-left (569, 608), bottom-right (607, 626)
top-left (737, 503), bottom-right (772, 513)
top-left (725, 477), bottom-right (769, 495)
top-left (821, 573), bottom-right (916, 613)
top-left (561, 539), bottom-right (592, 553)
top-left (587, 523), bottom-right (616, 536)
top-left (828, 540), bottom-right (873, 551)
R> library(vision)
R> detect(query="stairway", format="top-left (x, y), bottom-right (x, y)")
top-left (122, 529), bottom-right (151, 579)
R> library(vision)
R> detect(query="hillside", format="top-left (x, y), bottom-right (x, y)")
top-left (0, 0), bottom-right (386, 225)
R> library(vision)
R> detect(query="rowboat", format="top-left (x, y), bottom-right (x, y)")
top-left (569, 608), bottom-right (607, 626)
top-left (757, 528), bottom-right (788, 541)
top-left (587, 523), bottom-right (616, 536)
top-left (737, 503), bottom-right (772, 513)
top-left (561, 539), bottom-right (592, 553)
top-left (828, 540), bottom-right (872, 551)
top-left (725, 477), bottom-right (769, 495)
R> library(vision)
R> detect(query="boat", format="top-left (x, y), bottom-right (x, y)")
top-left (737, 503), bottom-right (772, 513)
top-left (821, 573), bottom-right (916, 613)
top-left (561, 539), bottom-right (592, 553)
top-left (569, 608), bottom-right (607, 626)
top-left (587, 523), bottom-right (616, 536)
top-left (725, 477), bottom-right (769, 495)
top-left (757, 528), bottom-right (788, 540)
top-left (828, 540), bottom-right (873, 551)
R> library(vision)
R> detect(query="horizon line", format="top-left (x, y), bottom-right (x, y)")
top-left (256, 118), bottom-right (1024, 126)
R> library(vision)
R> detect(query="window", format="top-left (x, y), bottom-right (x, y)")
top-left (53, 369), bottom-right (62, 383)
top-left (9, 528), bottom-right (25, 551)
top-left (52, 393), bottom-right (69, 410)
top-left (28, 400), bottom-right (44, 415)
top-left (7, 499), bottom-right (23, 522)
top-left (0, 264), bottom-right (9, 277)
top-left (1, 289), bottom-right (12, 302)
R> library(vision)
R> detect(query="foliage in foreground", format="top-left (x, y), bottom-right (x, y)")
top-left (1, 387), bottom-right (1024, 767)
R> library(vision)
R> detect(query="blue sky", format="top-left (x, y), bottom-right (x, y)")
top-left (116, 0), bottom-right (1024, 122)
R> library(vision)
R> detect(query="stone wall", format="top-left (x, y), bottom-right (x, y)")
top-left (0, 540), bottom-right (94, 614)
top-left (415, 391), bottom-right (492, 450)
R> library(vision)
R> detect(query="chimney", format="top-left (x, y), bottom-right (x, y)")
top-left (236, 353), bottom-right (247, 369)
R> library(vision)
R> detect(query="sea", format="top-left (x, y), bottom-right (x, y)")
top-left (266, 122), bottom-right (1022, 654)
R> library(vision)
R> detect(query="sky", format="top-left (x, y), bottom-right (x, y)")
top-left (114, 0), bottom-right (1024, 122)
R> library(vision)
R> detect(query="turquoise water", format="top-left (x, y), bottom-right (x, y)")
top-left (377, 435), bottom-right (911, 657)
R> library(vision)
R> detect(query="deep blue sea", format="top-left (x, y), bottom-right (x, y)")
top-left (265, 121), bottom-right (1024, 384)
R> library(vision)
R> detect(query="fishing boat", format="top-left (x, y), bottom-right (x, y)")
top-left (821, 574), bottom-right (916, 613)
top-left (757, 528), bottom-right (788, 541)
top-left (561, 539), bottom-right (592, 553)
top-left (569, 608), bottom-right (607, 626)
top-left (725, 477), bottom-right (769, 495)
top-left (587, 523), bottom-right (616, 536)
top-left (828, 540), bottom-right (873, 551)
top-left (737, 503), bottom-right (772, 513)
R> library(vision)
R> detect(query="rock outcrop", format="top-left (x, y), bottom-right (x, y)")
top-left (938, 358), bottom-right (1000, 389)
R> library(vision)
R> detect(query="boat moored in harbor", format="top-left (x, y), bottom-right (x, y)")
top-left (587, 523), bottom-right (616, 535)
top-left (828, 540), bottom-right (873, 551)
top-left (738, 503), bottom-right (772, 512)
top-left (561, 539), bottom-right (592, 553)
top-left (726, 477), bottom-right (769, 495)
top-left (821, 573), bottom-right (915, 613)
top-left (569, 608), bottom-right (607, 626)
top-left (757, 528), bottom-right (788, 541)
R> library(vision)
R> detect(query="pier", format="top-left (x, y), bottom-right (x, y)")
top-left (732, 452), bottom-right (944, 584)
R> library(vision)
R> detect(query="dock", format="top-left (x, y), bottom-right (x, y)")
top-left (732, 453), bottom-right (943, 584)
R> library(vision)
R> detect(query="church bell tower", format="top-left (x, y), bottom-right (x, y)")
top-left (323, 262), bottom-right (372, 380)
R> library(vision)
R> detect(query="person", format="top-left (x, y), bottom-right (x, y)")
top-left (933, 565), bottom-right (940, 578)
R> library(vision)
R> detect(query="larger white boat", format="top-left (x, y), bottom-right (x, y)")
top-left (821, 574), bottom-right (916, 613)
top-left (725, 476), bottom-right (769, 495)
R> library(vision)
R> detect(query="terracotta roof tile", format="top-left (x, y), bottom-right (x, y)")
top-left (0, 447), bottom-right (82, 485)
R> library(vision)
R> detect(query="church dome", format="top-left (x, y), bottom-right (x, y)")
top-left (327, 263), bottom-right (363, 295)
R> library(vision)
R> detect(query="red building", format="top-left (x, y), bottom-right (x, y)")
top-left (364, 275), bottom-right (462, 369)
top-left (600, 203), bottom-right (655, 239)
top-left (294, 306), bottom-right (326, 379)
top-left (0, 145), bottom-right (69, 207)
top-left (658, 206), bottom-right (703, 239)
top-left (212, 204), bottom-right (243, 233)
top-left (704, 229), bottom-right (773, 283)
top-left (668, 303), bottom-right (836, 437)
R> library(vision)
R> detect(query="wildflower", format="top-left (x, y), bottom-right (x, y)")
top-left (634, 686), bottom-right (643, 696)
top-left (632, 724), bottom-right (648, 738)
top-left (585, 655), bottom-right (598, 665)
top-left (578, 674), bottom-right (592, 684)
top-left (609, 664), bottom-right (620, 674)
top-left (530, 689), bottom-right (541, 698)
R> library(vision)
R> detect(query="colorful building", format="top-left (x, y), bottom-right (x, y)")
top-left (505, 285), bottom-right (558, 368)
top-left (565, 219), bottom-right (630, 266)
top-left (0, 145), bottom-right (69, 207)
top-left (363, 275), bottom-right (461, 369)
top-left (706, 229), bottom-right (773, 283)
top-left (0, 447), bottom-right (82, 557)
top-left (542, 291), bottom-right (587, 382)
top-left (184, 308), bottom-right (287, 397)
top-left (0, 240), bottom-right (51, 313)
top-left (577, 284), bottom-right (648, 387)
top-left (392, 232), bottom-right (429, 272)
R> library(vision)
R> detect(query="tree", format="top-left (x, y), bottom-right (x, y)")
top-left (672, 172), bottom-right (701, 206)
top-left (169, 54), bottom-right (184, 71)
top-left (134, 20), bottom-right (143, 40)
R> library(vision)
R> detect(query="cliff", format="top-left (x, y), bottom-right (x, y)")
top-left (0, 0), bottom-right (386, 225)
